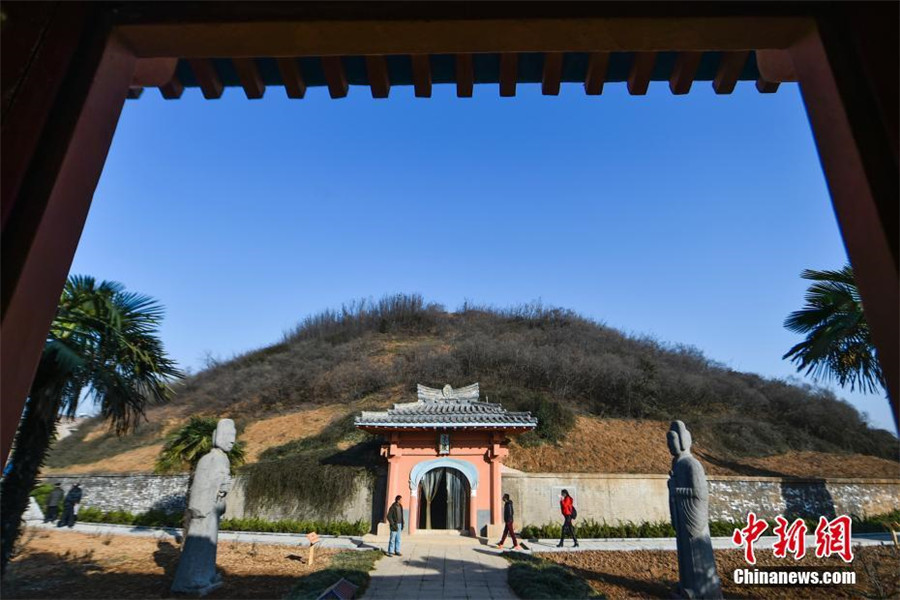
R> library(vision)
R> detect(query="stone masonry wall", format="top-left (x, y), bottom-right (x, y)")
top-left (41, 472), bottom-right (376, 524)
top-left (502, 472), bottom-right (900, 526)
top-left (707, 477), bottom-right (900, 521)
top-left (41, 474), bottom-right (190, 514)
top-left (42, 471), bottom-right (900, 527)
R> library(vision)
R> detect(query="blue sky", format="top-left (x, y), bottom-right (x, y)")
top-left (69, 79), bottom-right (896, 431)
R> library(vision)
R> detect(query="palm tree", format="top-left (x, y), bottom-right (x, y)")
top-left (154, 416), bottom-right (246, 474)
top-left (0, 276), bottom-right (181, 573)
top-left (783, 265), bottom-right (885, 395)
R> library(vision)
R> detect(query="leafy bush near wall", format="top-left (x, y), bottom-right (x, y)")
top-left (32, 483), bottom-right (55, 510)
top-left (220, 517), bottom-right (369, 536)
top-left (241, 413), bottom-right (381, 517)
top-left (520, 511), bottom-right (900, 539)
top-left (75, 507), bottom-right (369, 535)
top-left (77, 507), bottom-right (182, 527)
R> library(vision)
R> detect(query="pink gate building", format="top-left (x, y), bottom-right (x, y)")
top-left (355, 383), bottom-right (537, 537)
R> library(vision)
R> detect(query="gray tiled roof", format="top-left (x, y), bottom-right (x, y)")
top-left (355, 383), bottom-right (538, 429)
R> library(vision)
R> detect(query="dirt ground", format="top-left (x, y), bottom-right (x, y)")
top-left (541, 546), bottom-right (900, 599)
top-left (506, 416), bottom-right (900, 478)
top-left (3, 528), bottom-right (338, 599)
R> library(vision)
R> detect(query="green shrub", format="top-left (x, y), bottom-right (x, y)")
top-left (155, 416), bottom-right (247, 474)
top-left (520, 511), bottom-right (900, 540)
top-left (220, 518), bottom-right (369, 536)
top-left (502, 552), bottom-right (600, 599)
top-left (32, 483), bottom-right (55, 510)
top-left (493, 389), bottom-right (575, 447)
top-left (242, 413), bottom-right (381, 516)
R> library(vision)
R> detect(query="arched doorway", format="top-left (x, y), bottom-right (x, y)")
top-left (417, 467), bottom-right (470, 530)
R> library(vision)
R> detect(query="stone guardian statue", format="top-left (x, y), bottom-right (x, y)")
top-left (171, 418), bottom-right (235, 596)
top-left (667, 420), bottom-right (722, 599)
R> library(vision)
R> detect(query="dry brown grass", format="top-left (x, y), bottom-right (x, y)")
top-left (241, 406), bottom-right (345, 463)
top-left (542, 546), bottom-right (900, 599)
top-left (42, 444), bottom-right (165, 475)
top-left (506, 416), bottom-right (900, 478)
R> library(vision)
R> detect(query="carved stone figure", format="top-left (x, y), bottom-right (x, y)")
top-left (171, 419), bottom-right (235, 596)
top-left (667, 420), bottom-right (722, 599)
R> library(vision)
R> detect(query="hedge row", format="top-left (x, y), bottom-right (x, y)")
top-left (75, 507), bottom-right (369, 536)
top-left (519, 511), bottom-right (900, 539)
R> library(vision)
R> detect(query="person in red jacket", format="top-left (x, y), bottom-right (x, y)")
top-left (558, 489), bottom-right (579, 548)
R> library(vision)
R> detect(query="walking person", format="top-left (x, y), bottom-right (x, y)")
top-left (495, 494), bottom-right (521, 550)
top-left (557, 489), bottom-right (579, 548)
top-left (44, 483), bottom-right (64, 523)
top-left (386, 495), bottom-right (404, 557)
top-left (58, 483), bottom-right (82, 528)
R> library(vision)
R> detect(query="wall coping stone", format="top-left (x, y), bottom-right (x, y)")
top-left (502, 472), bottom-right (900, 485)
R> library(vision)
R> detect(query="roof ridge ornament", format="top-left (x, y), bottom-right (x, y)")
top-left (417, 382), bottom-right (480, 403)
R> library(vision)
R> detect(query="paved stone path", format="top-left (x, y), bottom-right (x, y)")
top-left (364, 537), bottom-right (515, 600)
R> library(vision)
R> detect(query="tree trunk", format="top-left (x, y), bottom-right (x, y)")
top-left (0, 398), bottom-right (58, 573)
top-left (1, 354), bottom-right (63, 575)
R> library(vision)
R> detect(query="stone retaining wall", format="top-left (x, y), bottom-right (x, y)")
top-left (501, 472), bottom-right (900, 526)
top-left (40, 474), bottom-right (190, 514)
top-left (40, 471), bottom-right (377, 525)
top-left (42, 471), bottom-right (900, 528)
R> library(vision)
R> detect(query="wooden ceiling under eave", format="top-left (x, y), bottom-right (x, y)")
top-left (127, 50), bottom-right (792, 101)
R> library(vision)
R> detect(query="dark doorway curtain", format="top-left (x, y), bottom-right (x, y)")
top-left (418, 468), bottom-right (468, 530)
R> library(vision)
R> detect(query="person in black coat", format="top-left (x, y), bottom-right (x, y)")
top-left (495, 494), bottom-right (520, 549)
top-left (58, 483), bottom-right (82, 528)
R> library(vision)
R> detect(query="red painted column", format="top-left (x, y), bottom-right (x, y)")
top-left (1, 21), bottom-right (137, 461)
top-left (790, 18), bottom-right (899, 427)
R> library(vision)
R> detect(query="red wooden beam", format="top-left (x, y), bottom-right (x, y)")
top-left (411, 54), bottom-right (432, 98)
top-left (669, 51), bottom-right (703, 95)
top-left (584, 52), bottom-right (609, 95)
top-left (188, 58), bottom-right (223, 99)
top-left (713, 51), bottom-right (749, 94)
top-left (232, 58), bottom-right (264, 99)
top-left (1, 3), bottom-right (86, 223)
top-left (499, 52), bottom-right (517, 97)
top-left (159, 74), bottom-right (183, 99)
top-left (756, 78), bottom-right (780, 93)
top-left (365, 55), bottom-right (391, 98)
top-left (790, 24), bottom-right (899, 426)
top-left (627, 52), bottom-right (657, 95)
top-left (542, 52), bottom-right (563, 96)
top-left (321, 56), bottom-right (348, 99)
top-left (276, 58), bottom-right (306, 99)
top-left (1, 32), bottom-right (136, 461)
top-left (455, 53), bottom-right (474, 98)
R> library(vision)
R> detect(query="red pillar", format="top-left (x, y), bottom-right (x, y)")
top-left (1, 14), bottom-right (137, 461)
top-left (789, 12), bottom-right (899, 427)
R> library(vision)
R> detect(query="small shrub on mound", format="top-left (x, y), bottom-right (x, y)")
top-left (493, 389), bottom-right (576, 447)
top-left (503, 552), bottom-right (600, 599)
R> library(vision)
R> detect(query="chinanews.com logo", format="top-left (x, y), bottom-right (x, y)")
top-left (730, 512), bottom-right (857, 587)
